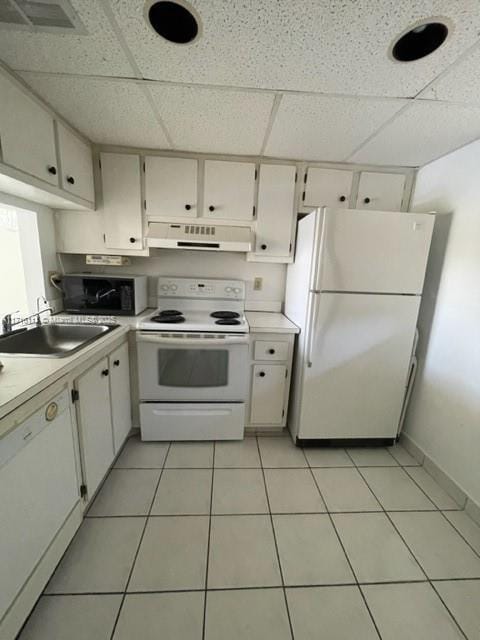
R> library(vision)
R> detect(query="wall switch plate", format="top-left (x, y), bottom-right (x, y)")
top-left (253, 277), bottom-right (263, 291)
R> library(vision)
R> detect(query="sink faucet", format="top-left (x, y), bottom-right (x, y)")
top-left (1, 298), bottom-right (53, 334)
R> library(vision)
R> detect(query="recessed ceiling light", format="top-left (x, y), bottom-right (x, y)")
top-left (146, 0), bottom-right (200, 45)
top-left (391, 19), bottom-right (450, 62)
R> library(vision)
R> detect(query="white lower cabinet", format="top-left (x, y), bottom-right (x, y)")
top-left (109, 342), bottom-right (132, 454)
top-left (247, 333), bottom-right (294, 430)
top-left (0, 388), bottom-right (79, 633)
top-left (73, 340), bottom-right (132, 500)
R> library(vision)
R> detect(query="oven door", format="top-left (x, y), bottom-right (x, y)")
top-left (136, 332), bottom-right (249, 402)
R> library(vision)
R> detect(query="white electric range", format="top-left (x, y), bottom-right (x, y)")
top-left (136, 277), bottom-right (250, 441)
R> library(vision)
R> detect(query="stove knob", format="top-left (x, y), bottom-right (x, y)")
top-left (161, 284), bottom-right (169, 291)
top-left (170, 284), bottom-right (178, 291)
top-left (225, 287), bottom-right (232, 293)
top-left (233, 287), bottom-right (241, 294)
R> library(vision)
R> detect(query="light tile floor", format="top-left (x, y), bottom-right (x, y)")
top-left (19, 436), bottom-right (480, 640)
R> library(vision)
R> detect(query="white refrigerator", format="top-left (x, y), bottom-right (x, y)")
top-left (285, 207), bottom-right (434, 443)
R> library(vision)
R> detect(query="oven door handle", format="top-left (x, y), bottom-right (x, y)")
top-left (136, 333), bottom-right (249, 346)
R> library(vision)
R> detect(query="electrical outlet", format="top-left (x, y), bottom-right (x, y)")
top-left (253, 277), bottom-right (263, 291)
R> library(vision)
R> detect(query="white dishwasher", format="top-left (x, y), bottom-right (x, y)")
top-left (0, 389), bottom-right (79, 624)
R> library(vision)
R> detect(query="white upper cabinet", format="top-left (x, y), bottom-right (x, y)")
top-left (204, 160), bottom-right (256, 221)
top-left (303, 167), bottom-right (353, 208)
top-left (0, 73), bottom-right (58, 186)
top-left (100, 153), bottom-right (144, 251)
top-left (356, 171), bottom-right (406, 211)
top-left (254, 163), bottom-right (296, 258)
top-left (57, 123), bottom-right (94, 202)
top-left (145, 156), bottom-right (198, 218)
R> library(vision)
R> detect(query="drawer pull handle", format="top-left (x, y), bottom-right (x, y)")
top-left (101, 369), bottom-right (109, 377)
top-left (113, 359), bottom-right (120, 366)
top-left (259, 371), bottom-right (266, 377)
top-left (268, 348), bottom-right (275, 354)
top-left (66, 175), bottom-right (75, 185)
top-left (23, 431), bottom-right (32, 440)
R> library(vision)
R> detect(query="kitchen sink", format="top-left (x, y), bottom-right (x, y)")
top-left (0, 323), bottom-right (119, 358)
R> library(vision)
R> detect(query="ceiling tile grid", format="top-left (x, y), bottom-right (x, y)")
top-left (110, 0), bottom-right (480, 97)
top-left (20, 74), bottom-right (171, 149)
top-left (147, 84), bottom-right (275, 154)
top-left (0, 1), bottom-right (134, 77)
top-left (349, 100), bottom-right (480, 166)
top-left (420, 45), bottom-right (480, 105)
top-left (264, 93), bottom-right (408, 161)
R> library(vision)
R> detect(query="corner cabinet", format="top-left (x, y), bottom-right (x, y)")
top-left (73, 340), bottom-right (132, 501)
top-left (247, 333), bottom-right (295, 432)
top-left (100, 152), bottom-right (144, 251)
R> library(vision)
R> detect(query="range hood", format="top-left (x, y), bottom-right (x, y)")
top-left (146, 222), bottom-right (253, 252)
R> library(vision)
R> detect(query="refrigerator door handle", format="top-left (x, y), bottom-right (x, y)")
top-left (306, 291), bottom-right (321, 367)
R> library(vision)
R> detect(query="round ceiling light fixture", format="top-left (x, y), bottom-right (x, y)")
top-left (390, 19), bottom-right (451, 62)
top-left (146, 0), bottom-right (200, 45)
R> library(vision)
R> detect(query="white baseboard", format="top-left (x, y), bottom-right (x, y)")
top-left (400, 432), bottom-right (477, 515)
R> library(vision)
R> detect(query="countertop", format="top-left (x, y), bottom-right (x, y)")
top-left (0, 311), bottom-right (150, 422)
top-left (246, 312), bottom-right (299, 334)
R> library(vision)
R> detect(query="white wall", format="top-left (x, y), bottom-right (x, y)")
top-left (405, 139), bottom-right (480, 506)
top-left (60, 250), bottom-right (287, 312)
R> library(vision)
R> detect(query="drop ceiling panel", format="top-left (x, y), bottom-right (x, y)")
top-left (20, 74), bottom-right (170, 148)
top-left (147, 85), bottom-right (274, 154)
top-left (421, 46), bottom-right (480, 105)
top-left (264, 94), bottom-right (407, 161)
top-left (0, 0), bottom-right (133, 76)
top-left (110, 0), bottom-right (480, 97)
top-left (349, 100), bottom-right (480, 166)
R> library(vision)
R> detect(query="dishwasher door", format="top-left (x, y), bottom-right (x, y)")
top-left (0, 389), bottom-right (79, 623)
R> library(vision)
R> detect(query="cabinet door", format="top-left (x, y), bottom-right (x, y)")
top-left (145, 156), bottom-right (197, 218)
top-left (250, 364), bottom-right (287, 425)
top-left (303, 167), bottom-right (352, 208)
top-left (255, 164), bottom-right (296, 257)
top-left (356, 172), bottom-right (406, 211)
top-left (75, 358), bottom-right (114, 499)
top-left (101, 153), bottom-right (143, 250)
top-left (204, 160), bottom-right (256, 221)
top-left (57, 123), bottom-right (94, 202)
top-left (0, 74), bottom-right (58, 185)
top-left (109, 343), bottom-right (132, 453)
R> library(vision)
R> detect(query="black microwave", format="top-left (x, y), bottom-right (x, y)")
top-left (62, 274), bottom-right (148, 316)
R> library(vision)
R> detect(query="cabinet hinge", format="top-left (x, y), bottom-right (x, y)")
top-left (103, 233), bottom-right (106, 243)
top-left (302, 191), bottom-right (306, 202)
top-left (80, 484), bottom-right (87, 498)
top-left (143, 162), bottom-right (145, 172)
top-left (144, 199), bottom-right (147, 210)
top-left (71, 388), bottom-right (79, 403)
top-left (304, 172), bottom-right (308, 184)
top-left (289, 243), bottom-right (292, 253)
top-left (295, 172), bottom-right (298, 182)
top-left (282, 409), bottom-right (285, 417)
top-left (255, 168), bottom-right (258, 180)
top-left (285, 369), bottom-right (288, 378)
top-left (99, 159), bottom-right (102, 170)
top-left (252, 205), bottom-right (256, 218)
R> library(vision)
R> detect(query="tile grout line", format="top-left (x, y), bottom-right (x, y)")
top-left (256, 436), bottom-right (296, 640)
top-left (350, 455), bottom-right (470, 640)
top-left (108, 441), bottom-right (172, 640)
top-left (307, 447), bottom-right (383, 640)
top-left (202, 442), bottom-right (215, 640)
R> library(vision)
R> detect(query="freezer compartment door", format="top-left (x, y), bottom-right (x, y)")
top-left (299, 292), bottom-right (420, 440)
top-left (315, 209), bottom-right (434, 294)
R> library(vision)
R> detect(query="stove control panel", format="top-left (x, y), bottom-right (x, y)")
top-left (157, 277), bottom-right (245, 300)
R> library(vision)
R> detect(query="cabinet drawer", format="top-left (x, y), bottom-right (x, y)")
top-left (253, 340), bottom-right (289, 361)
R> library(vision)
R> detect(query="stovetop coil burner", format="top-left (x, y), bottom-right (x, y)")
top-left (150, 310), bottom-right (185, 324)
top-left (211, 311), bottom-right (241, 319)
top-left (215, 318), bottom-right (241, 326)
